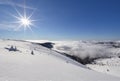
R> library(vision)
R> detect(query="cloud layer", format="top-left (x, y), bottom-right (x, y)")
top-left (53, 41), bottom-right (118, 59)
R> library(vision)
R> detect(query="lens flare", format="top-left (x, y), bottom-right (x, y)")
top-left (20, 18), bottom-right (31, 27)
top-left (10, 1), bottom-right (36, 31)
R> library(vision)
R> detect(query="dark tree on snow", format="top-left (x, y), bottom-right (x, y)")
top-left (9, 45), bottom-right (14, 51)
top-left (14, 46), bottom-right (17, 51)
top-left (107, 69), bottom-right (109, 72)
top-left (31, 50), bottom-right (34, 55)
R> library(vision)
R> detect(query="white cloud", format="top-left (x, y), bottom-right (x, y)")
top-left (0, 23), bottom-right (18, 31)
top-left (53, 41), bottom-right (116, 59)
top-left (0, 0), bottom-right (36, 10)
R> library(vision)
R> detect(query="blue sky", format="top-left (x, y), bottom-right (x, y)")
top-left (0, 0), bottom-right (120, 40)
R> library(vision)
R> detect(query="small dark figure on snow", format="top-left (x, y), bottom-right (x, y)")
top-left (9, 45), bottom-right (14, 51)
top-left (14, 46), bottom-right (17, 51)
top-left (31, 50), bottom-right (34, 55)
top-left (5, 45), bottom-right (19, 52)
top-left (107, 69), bottom-right (109, 72)
top-left (118, 56), bottom-right (120, 58)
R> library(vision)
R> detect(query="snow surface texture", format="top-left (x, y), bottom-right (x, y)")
top-left (87, 57), bottom-right (120, 77)
top-left (0, 39), bottom-right (119, 81)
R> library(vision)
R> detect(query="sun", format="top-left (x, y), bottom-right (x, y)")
top-left (20, 18), bottom-right (31, 27)
top-left (10, 2), bottom-right (36, 31)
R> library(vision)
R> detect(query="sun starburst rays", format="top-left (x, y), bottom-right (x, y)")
top-left (10, 2), bottom-right (36, 32)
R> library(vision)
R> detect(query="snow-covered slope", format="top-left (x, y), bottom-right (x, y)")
top-left (51, 40), bottom-right (120, 77)
top-left (0, 39), bottom-right (120, 81)
top-left (87, 57), bottom-right (120, 77)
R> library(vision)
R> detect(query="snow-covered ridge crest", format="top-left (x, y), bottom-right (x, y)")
top-left (28, 40), bottom-right (120, 60)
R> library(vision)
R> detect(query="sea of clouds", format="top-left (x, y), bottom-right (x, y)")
top-left (53, 41), bottom-right (118, 59)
